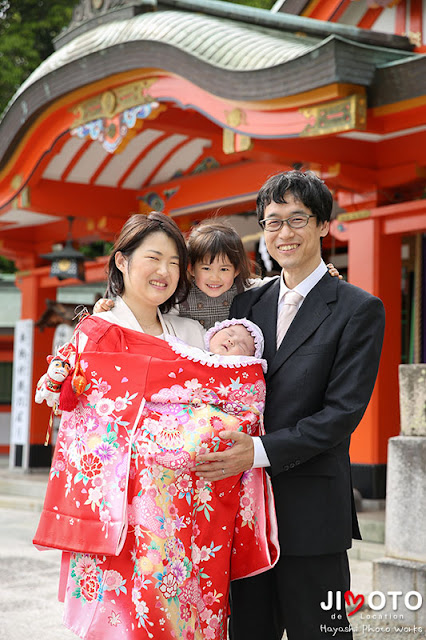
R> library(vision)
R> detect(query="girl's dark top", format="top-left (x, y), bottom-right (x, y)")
top-left (179, 279), bottom-right (244, 330)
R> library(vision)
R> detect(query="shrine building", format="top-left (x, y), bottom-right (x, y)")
top-left (0, 0), bottom-right (425, 499)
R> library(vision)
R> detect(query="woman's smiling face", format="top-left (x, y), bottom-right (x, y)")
top-left (115, 231), bottom-right (181, 309)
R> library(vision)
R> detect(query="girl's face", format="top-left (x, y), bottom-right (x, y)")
top-left (115, 231), bottom-right (180, 309)
top-left (190, 254), bottom-right (239, 298)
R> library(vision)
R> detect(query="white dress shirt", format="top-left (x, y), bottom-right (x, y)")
top-left (253, 260), bottom-right (328, 468)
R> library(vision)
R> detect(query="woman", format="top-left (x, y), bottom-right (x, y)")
top-left (34, 212), bottom-right (278, 640)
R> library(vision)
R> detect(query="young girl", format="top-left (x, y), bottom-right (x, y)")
top-left (95, 218), bottom-right (340, 329)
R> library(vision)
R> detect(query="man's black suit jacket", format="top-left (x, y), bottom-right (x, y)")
top-left (230, 272), bottom-right (385, 557)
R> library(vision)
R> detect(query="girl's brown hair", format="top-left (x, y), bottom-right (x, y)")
top-left (106, 212), bottom-right (190, 313)
top-left (187, 219), bottom-right (253, 287)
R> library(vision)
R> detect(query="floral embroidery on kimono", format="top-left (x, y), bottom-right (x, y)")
top-left (34, 316), bottom-right (279, 640)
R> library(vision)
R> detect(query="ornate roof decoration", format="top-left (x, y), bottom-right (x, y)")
top-left (56, 0), bottom-right (156, 48)
top-left (70, 0), bottom-right (150, 24)
top-left (70, 100), bottom-right (165, 153)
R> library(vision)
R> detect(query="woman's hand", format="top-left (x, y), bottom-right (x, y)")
top-left (93, 298), bottom-right (115, 313)
top-left (327, 263), bottom-right (343, 279)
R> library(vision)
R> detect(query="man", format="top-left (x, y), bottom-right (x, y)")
top-left (195, 170), bottom-right (385, 639)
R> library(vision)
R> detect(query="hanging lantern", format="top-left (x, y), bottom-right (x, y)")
top-left (40, 217), bottom-right (86, 281)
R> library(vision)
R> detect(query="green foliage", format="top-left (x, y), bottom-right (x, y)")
top-left (79, 241), bottom-right (114, 259)
top-left (0, 0), bottom-right (79, 116)
top-left (0, 255), bottom-right (16, 273)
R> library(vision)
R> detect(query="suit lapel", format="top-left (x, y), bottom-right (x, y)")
top-left (267, 274), bottom-right (337, 379)
top-left (251, 278), bottom-right (280, 364)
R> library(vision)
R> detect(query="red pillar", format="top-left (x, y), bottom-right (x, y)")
top-left (346, 217), bottom-right (401, 497)
top-left (15, 271), bottom-right (57, 467)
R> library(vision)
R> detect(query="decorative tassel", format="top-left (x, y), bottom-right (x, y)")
top-left (58, 361), bottom-right (87, 412)
top-left (59, 375), bottom-right (79, 411)
top-left (58, 331), bottom-right (87, 412)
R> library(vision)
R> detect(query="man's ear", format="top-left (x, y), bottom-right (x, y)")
top-left (320, 221), bottom-right (330, 238)
top-left (115, 251), bottom-right (127, 274)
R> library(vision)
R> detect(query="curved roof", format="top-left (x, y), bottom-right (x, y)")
top-left (0, 3), bottom-right (422, 172)
top-left (5, 6), bottom-right (417, 123)
top-left (15, 10), bottom-right (320, 100)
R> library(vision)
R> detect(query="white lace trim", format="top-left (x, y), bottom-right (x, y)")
top-left (165, 336), bottom-right (268, 373)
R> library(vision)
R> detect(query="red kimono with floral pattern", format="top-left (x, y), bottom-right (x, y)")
top-left (34, 316), bottom-right (279, 640)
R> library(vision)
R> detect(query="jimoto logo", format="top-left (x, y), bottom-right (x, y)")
top-left (320, 591), bottom-right (423, 616)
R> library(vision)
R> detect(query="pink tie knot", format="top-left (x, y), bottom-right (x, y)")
top-left (283, 290), bottom-right (303, 306)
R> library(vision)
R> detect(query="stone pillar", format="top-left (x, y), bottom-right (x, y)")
top-left (373, 364), bottom-right (426, 627)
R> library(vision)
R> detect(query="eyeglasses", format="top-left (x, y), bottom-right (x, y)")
top-left (259, 214), bottom-right (316, 232)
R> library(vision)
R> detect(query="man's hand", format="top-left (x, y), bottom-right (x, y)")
top-left (192, 430), bottom-right (254, 481)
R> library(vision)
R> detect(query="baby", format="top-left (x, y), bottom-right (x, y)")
top-left (204, 318), bottom-right (264, 359)
top-left (165, 317), bottom-right (266, 373)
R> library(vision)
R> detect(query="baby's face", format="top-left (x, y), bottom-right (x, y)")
top-left (209, 324), bottom-right (255, 357)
